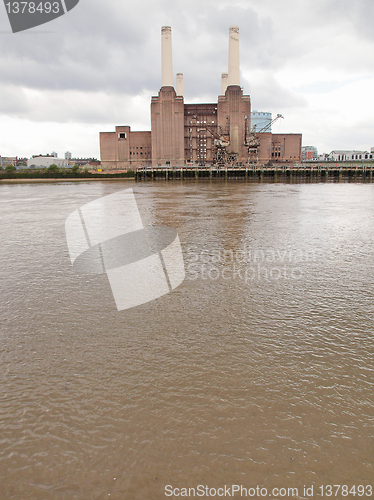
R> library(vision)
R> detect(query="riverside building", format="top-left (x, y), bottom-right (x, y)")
top-left (329, 150), bottom-right (374, 161)
top-left (100, 26), bottom-right (302, 170)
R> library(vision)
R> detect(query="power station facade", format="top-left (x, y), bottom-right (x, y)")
top-left (100, 26), bottom-right (302, 170)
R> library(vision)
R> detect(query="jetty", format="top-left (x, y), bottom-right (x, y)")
top-left (135, 163), bottom-right (374, 181)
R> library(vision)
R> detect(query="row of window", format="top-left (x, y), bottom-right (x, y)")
top-left (343, 154), bottom-right (374, 160)
top-left (188, 120), bottom-right (215, 125)
top-left (272, 153), bottom-right (300, 159)
top-left (336, 154), bottom-right (374, 161)
top-left (186, 109), bottom-right (217, 114)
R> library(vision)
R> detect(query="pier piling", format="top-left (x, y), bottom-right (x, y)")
top-left (135, 163), bottom-right (374, 182)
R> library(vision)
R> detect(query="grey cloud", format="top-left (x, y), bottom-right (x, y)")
top-left (0, 87), bottom-right (153, 125)
top-left (0, 0), bottom-right (372, 126)
top-left (293, 78), bottom-right (362, 95)
top-left (0, 0), bottom-right (304, 97)
top-left (0, 84), bottom-right (31, 114)
top-left (313, 0), bottom-right (374, 40)
top-left (0, 0), bottom-right (159, 92)
top-left (245, 73), bottom-right (308, 111)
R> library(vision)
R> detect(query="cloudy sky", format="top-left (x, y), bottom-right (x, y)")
top-left (0, 0), bottom-right (373, 159)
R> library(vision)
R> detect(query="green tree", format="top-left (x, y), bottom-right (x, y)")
top-left (5, 164), bottom-right (16, 173)
top-left (71, 164), bottom-right (80, 176)
top-left (46, 164), bottom-right (60, 176)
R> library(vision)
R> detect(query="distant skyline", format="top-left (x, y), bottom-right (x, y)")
top-left (0, 0), bottom-right (373, 159)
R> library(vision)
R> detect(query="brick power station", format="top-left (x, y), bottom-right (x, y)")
top-left (100, 26), bottom-right (302, 170)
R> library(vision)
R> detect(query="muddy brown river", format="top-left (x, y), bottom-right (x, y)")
top-left (0, 180), bottom-right (373, 499)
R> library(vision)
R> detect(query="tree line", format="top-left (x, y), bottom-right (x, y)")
top-left (0, 164), bottom-right (134, 179)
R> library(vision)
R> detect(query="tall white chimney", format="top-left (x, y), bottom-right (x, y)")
top-left (161, 26), bottom-right (173, 87)
top-left (221, 72), bottom-right (228, 95)
top-left (228, 25), bottom-right (240, 87)
top-left (176, 73), bottom-right (184, 96)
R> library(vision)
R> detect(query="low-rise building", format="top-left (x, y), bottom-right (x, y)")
top-left (0, 156), bottom-right (17, 167)
top-left (27, 156), bottom-right (70, 168)
top-left (329, 150), bottom-right (374, 161)
top-left (70, 157), bottom-right (98, 166)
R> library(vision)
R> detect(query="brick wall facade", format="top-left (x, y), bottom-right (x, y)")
top-left (100, 126), bottom-right (151, 170)
top-left (184, 104), bottom-right (218, 164)
top-left (271, 134), bottom-right (302, 163)
top-left (151, 86), bottom-right (184, 166)
top-left (100, 89), bottom-right (301, 168)
top-left (217, 85), bottom-right (251, 164)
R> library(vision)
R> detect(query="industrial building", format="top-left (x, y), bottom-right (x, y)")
top-left (100, 26), bottom-right (302, 170)
top-left (27, 155), bottom-right (70, 168)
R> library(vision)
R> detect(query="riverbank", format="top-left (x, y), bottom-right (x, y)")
top-left (0, 177), bottom-right (135, 184)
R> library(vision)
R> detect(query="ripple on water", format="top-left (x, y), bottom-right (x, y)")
top-left (0, 181), bottom-right (373, 499)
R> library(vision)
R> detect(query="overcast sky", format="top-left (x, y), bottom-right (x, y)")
top-left (0, 0), bottom-right (373, 159)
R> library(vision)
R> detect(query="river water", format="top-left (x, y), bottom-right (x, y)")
top-left (0, 180), bottom-right (373, 500)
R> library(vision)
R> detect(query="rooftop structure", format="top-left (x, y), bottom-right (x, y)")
top-left (251, 111), bottom-right (272, 133)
